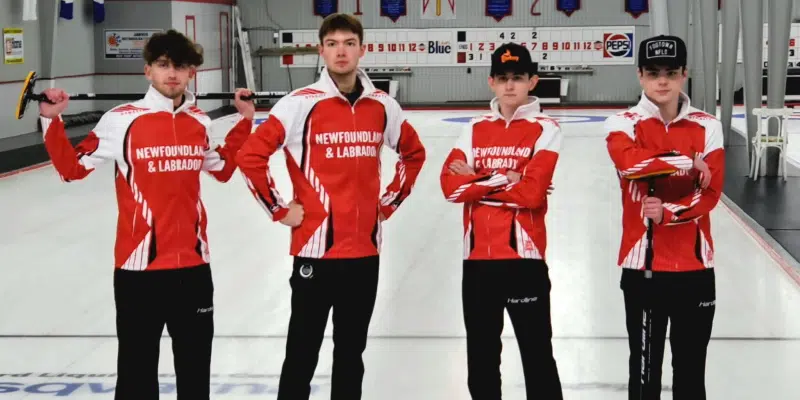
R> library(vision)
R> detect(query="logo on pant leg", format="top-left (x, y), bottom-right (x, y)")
top-left (196, 306), bottom-right (214, 314)
top-left (698, 300), bottom-right (715, 307)
top-left (507, 297), bottom-right (538, 304)
top-left (299, 264), bottom-right (314, 279)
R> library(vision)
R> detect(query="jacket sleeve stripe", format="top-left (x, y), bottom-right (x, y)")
top-left (445, 172), bottom-right (509, 203)
top-left (621, 155), bottom-right (694, 177)
top-left (477, 199), bottom-right (522, 208)
top-left (380, 162), bottom-right (406, 206)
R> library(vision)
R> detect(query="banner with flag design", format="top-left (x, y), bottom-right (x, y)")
top-left (422, 0), bottom-right (456, 20)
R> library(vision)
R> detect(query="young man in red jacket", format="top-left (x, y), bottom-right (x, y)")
top-left (604, 35), bottom-right (723, 400)
top-left (38, 29), bottom-right (254, 399)
top-left (235, 13), bottom-right (426, 400)
top-left (440, 42), bottom-right (563, 399)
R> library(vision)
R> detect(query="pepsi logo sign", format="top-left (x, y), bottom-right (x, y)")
top-left (603, 33), bottom-right (634, 58)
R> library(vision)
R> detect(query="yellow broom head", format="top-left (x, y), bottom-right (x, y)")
top-left (15, 71), bottom-right (37, 120)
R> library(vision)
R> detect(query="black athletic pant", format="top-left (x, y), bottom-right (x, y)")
top-left (277, 256), bottom-right (380, 400)
top-left (621, 268), bottom-right (716, 400)
top-left (113, 264), bottom-right (214, 400)
top-left (462, 259), bottom-right (563, 400)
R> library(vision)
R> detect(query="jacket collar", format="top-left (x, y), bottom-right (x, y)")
top-left (489, 96), bottom-right (542, 122)
top-left (637, 90), bottom-right (692, 124)
top-left (318, 66), bottom-right (378, 100)
top-left (143, 85), bottom-right (196, 114)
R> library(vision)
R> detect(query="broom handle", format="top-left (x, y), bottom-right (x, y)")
top-left (639, 178), bottom-right (656, 400)
top-left (32, 91), bottom-right (287, 103)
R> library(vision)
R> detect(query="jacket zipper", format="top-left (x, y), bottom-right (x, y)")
top-left (489, 117), bottom-right (515, 257)
top-left (652, 119), bottom-right (672, 269)
top-left (349, 96), bottom-right (361, 234)
top-left (173, 112), bottom-right (180, 266)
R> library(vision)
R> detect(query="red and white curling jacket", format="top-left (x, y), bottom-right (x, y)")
top-left (440, 97), bottom-right (561, 261)
top-left (236, 67), bottom-right (426, 259)
top-left (605, 92), bottom-right (725, 272)
top-left (41, 86), bottom-right (252, 271)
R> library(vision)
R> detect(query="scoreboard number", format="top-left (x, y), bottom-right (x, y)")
top-left (498, 32), bottom-right (517, 40)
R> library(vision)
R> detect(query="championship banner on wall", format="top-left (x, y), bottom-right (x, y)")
top-left (313, 0), bottom-right (337, 17)
top-left (380, 0), bottom-right (407, 22)
top-left (486, 0), bottom-right (511, 21)
top-left (279, 26), bottom-right (635, 68)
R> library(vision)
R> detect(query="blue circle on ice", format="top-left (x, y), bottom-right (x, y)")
top-left (441, 115), bottom-right (608, 124)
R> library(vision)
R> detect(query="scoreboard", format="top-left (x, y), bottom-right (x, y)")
top-left (279, 26), bottom-right (636, 68)
top-left (718, 22), bottom-right (800, 66)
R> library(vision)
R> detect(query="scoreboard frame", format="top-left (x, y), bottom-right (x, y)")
top-left (278, 26), bottom-right (637, 68)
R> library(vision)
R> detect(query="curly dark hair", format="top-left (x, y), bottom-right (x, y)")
top-left (143, 29), bottom-right (203, 67)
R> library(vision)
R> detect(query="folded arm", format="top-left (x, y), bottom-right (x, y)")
top-left (661, 121), bottom-right (725, 225)
top-left (440, 148), bottom-right (510, 203)
top-left (480, 118), bottom-right (562, 209)
top-left (605, 114), bottom-right (694, 179)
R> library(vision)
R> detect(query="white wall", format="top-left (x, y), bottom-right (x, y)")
top-left (172, 1), bottom-right (233, 111)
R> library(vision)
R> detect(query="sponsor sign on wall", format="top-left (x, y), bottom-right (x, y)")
top-left (104, 29), bottom-right (161, 59)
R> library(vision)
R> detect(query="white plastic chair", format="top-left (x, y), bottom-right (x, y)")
top-left (750, 107), bottom-right (793, 181)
